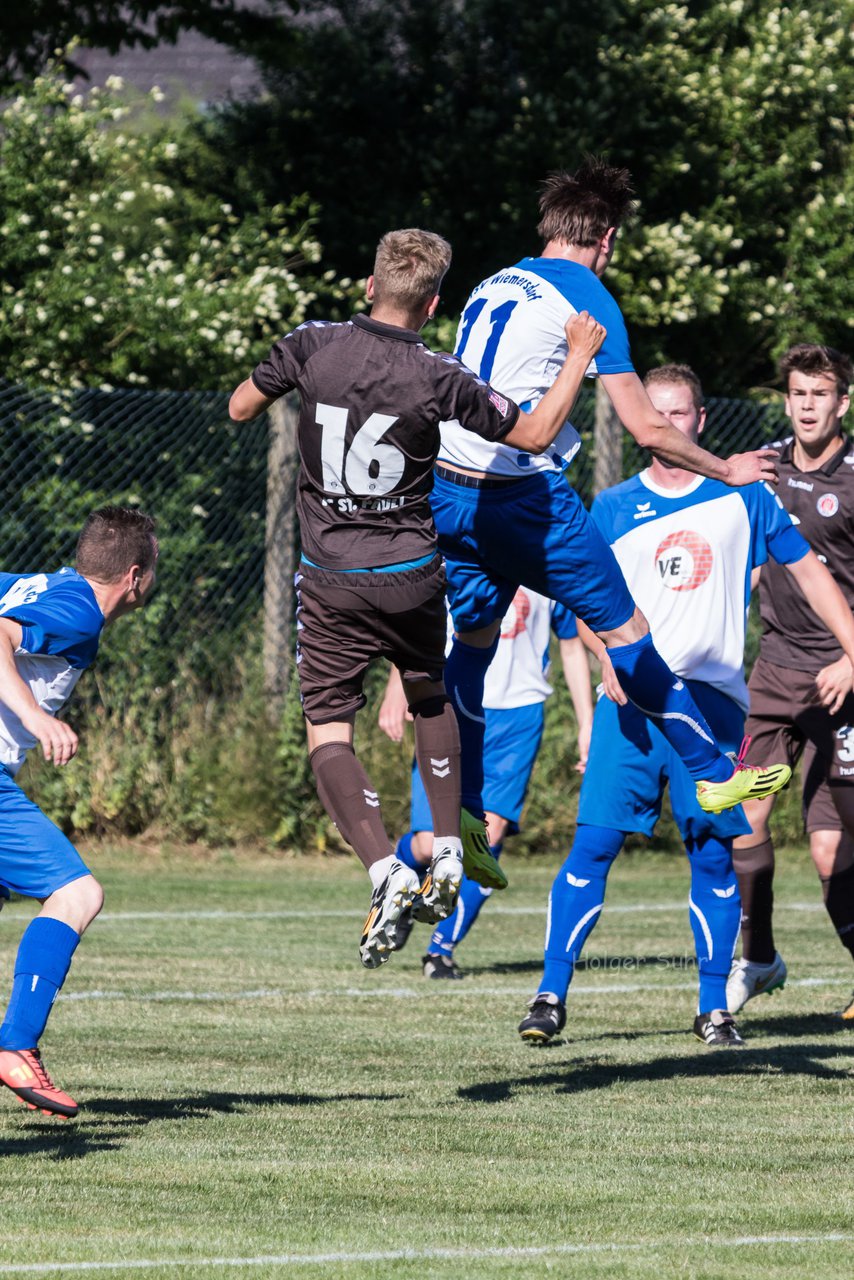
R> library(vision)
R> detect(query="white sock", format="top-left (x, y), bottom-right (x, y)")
top-left (433, 836), bottom-right (463, 862)
top-left (368, 853), bottom-right (396, 890)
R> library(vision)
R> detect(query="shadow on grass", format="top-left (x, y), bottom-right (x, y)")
top-left (459, 1041), bottom-right (854, 1104)
top-left (0, 1089), bottom-right (402, 1161)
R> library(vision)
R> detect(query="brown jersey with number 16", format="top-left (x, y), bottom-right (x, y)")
top-left (251, 315), bottom-right (519, 571)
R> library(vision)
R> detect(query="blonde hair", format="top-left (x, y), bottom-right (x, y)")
top-left (372, 229), bottom-right (452, 310)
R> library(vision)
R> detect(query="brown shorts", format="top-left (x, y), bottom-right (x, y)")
top-left (744, 656), bottom-right (854, 833)
top-left (295, 554), bottom-right (447, 725)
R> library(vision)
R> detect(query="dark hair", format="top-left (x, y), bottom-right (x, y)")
top-left (76, 506), bottom-right (157, 582)
top-left (644, 363), bottom-right (704, 412)
top-left (779, 343), bottom-right (853, 399)
top-left (537, 156), bottom-right (637, 247)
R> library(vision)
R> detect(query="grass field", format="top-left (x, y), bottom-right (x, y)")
top-left (0, 843), bottom-right (852, 1279)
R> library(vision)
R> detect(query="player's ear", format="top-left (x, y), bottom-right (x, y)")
top-left (697, 406), bottom-right (707, 437)
top-left (365, 275), bottom-right (376, 302)
top-left (426, 293), bottom-right (440, 320)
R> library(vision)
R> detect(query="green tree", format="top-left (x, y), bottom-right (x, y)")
top-left (205, 0), bottom-right (852, 391)
top-left (0, 67), bottom-right (354, 392)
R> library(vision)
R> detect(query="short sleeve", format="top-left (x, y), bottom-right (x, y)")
top-left (745, 483), bottom-right (810, 568)
top-left (435, 355), bottom-right (520, 441)
top-left (551, 603), bottom-right (578, 640)
top-left (251, 328), bottom-right (307, 399)
top-left (1, 579), bottom-right (103, 667)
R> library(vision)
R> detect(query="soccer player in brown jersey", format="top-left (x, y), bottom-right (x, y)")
top-left (229, 229), bottom-right (606, 968)
top-left (727, 343), bottom-right (854, 1018)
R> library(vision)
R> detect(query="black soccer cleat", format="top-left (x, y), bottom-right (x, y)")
top-left (693, 1009), bottom-right (745, 1048)
top-left (518, 992), bottom-right (566, 1044)
top-left (422, 952), bottom-right (463, 980)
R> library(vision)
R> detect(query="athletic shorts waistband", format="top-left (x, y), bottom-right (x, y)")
top-left (300, 551), bottom-right (436, 574)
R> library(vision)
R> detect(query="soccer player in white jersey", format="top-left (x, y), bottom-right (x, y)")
top-left (0, 507), bottom-right (158, 1117)
top-left (379, 589), bottom-right (593, 977)
top-left (517, 366), bottom-right (854, 1047)
top-left (431, 157), bottom-right (791, 845)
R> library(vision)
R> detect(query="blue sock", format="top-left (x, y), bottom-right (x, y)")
top-left (607, 634), bottom-right (730, 782)
top-left (686, 836), bottom-right (741, 1013)
top-left (541, 825), bottom-right (624, 1001)
top-left (443, 635), bottom-right (500, 816)
top-left (394, 832), bottom-right (428, 879)
top-left (0, 918), bottom-right (80, 1050)
top-left (428, 842), bottom-right (503, 954)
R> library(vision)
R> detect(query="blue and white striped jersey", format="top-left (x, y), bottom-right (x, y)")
top-left (439, 257), bottom-right (633, 476)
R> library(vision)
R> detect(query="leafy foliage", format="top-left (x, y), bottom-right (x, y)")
top-left (0, 67), bottom-right (357, 392)
top-left (203, 0), bottom-right (852, 391)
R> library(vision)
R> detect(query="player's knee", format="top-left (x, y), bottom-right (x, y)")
top-left (809, 830), bottom-right (848, 878)
top-left (45, 874), bottom-right (104, 934)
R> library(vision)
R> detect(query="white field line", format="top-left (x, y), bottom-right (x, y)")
top-left (5, 900), bottom-right (826, 923)
top-left (58, 974), bottom-right (848, 1004)
top-left (0, 1234), bottom-right (849, 1275)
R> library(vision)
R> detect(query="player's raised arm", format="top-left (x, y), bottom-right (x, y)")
top-left (601, 371), bottom-right (780, 487)
top-left (502, 312), bottom-right (606, 454)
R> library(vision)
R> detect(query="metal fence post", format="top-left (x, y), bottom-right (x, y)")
top-left (263, 395), bottom-right (299, 716)
top-left (593, 380), bottom-right (624, 495)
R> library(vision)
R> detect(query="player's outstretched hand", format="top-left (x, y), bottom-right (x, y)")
top-left (564, 311), bottom-right (606, 362)
top-left (724, 449), bottom-right (780, 487)
top-left (815, 655), bottom-right (854, 715)
top-left (21, 706), bottom-right (78, 766)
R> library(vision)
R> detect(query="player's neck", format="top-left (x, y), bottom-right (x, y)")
top-left (791, 432), bottom-right (844, 473)
top-left (646, 460), bottom-right (699, 491)
top-left (368, 302), bottom-right (427, 333)
top-left (540, 240), bottom-right (599, 272)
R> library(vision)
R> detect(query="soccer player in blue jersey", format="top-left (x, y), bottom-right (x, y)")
top-left (379, 589), bottom-right (593, 977)
top-left (516, 366), bottom-right (854, 1046)
top-left (0, 507), bottom-right (158, 1117)
top-left (432, 158), bottom-right (791, 840)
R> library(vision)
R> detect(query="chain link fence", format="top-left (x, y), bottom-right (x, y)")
top-left (0, 379), bottom-right (791, 684)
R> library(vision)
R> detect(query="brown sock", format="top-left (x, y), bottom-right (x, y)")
top-left (820, 863), bottom-right (854, 958)
top-left (309, 742), bottom-right (391, 870)
top-left (411, 696), bottom-right (461, 840)
top-left (732, 838), bottom-right (776, 963)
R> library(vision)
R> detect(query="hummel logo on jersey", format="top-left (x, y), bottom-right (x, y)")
top-left (787, 478), bottom-right (813, 492)
top-left (713, 885), bottom-right (737, 899)
top-left (566, 872), bottom-right (591, 888)
top-left (430, 757), bottom-right (451, 778)
top-left (633, 502), bottom-right (657, 520)
top-left (363, 789), bottom-right (380, 808)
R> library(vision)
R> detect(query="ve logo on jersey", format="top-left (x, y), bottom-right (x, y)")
top-left (654, 531), bottom-right (713, 592)
top-left (817, 493), bottom-right (839, 518)
top-left (316, 403), bottom-right (405, 497)
top-left (500, 588), bottom-right (531, 639)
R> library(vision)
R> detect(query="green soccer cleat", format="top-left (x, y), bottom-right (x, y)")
top-left (461, 807), bottom-right (508, 890)
top-left (696, 737), bottom-right (792, 815)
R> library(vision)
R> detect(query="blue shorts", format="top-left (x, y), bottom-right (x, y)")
top-left (0, 766), bottom-right (90, 899)
top-left (578, 680), bottom-right (752, 843)
top-left (411, 702), bottom-right (545, 835)
top-left (431, 469), bottom-right (634, 634)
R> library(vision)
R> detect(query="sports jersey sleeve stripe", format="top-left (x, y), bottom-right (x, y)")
top-left (744, 484), bottom-right (811, 567)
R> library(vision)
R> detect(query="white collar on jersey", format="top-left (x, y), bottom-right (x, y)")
top-left (638, 469), bottom-right (706, 499)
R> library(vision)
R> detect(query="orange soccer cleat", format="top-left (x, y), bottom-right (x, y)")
top-left (0, 1047), bottom-right (79, 1118)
